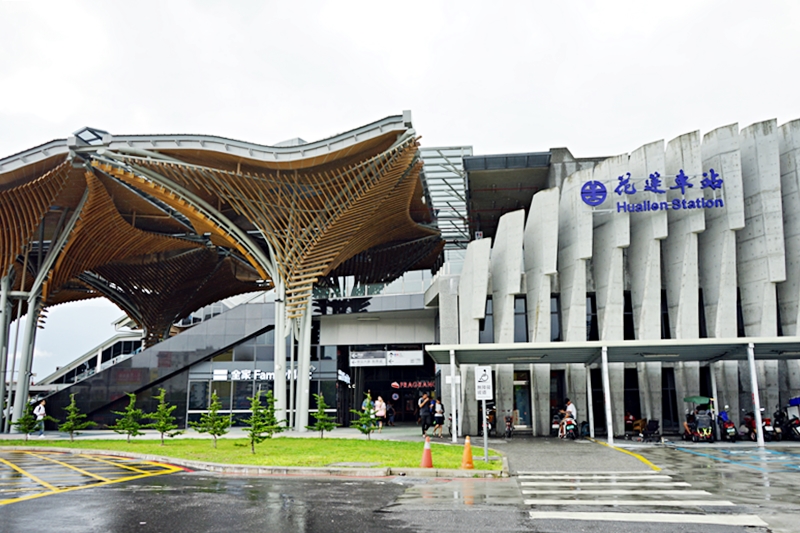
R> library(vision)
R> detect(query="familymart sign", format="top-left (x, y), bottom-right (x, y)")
top-left (581, 169), bottom-right (725, 213)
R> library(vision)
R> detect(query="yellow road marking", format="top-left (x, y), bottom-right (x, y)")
top-left (78, 454), bottom-right (149, 475)
top-left (0, 455), bottom-right (182, 506)
top-left (0, 457), bottom-right (58, 491)
top-left (586, 438), bottom-right (662, 471)
top-left (24, 452), bottom-right (110, 482)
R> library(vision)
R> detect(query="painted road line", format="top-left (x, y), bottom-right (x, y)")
top-left (587, 438), bottom-right (661, 471)
top-left (24, 452), bottom-right (111, 482)
top-left (528, 511), bottom-right (768, 527)
top-left (0, 457), bottom-right (57, 492)
top-left (78, 454), bottom-right (150, 475)
top-left (517, 470), bottom-right (662, 475)
top-left (523, 499), bottom-right (734, 506)
top-left (521, 481), bottom-right (691, 487)
top-left (518, 474), bottom-right (672, 480)
top-left (522, 489), bottom-right (711, 496)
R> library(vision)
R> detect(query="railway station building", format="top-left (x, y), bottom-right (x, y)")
top-left (2, 113), bottom-right (800, 441)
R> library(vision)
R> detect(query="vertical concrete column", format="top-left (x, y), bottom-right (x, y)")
top-left (777, 120), bottom-right (800, 403)
top-left (738, 119), bottom-right (785, 337)
top-left (532, 364), bottom-right (551, 436)
top-left (524, 188), bottom-right (560, 342)
top-left (457, 238), bottom-right (491, 435)
top-left (491, 210), bottom-right (524, 419)
top-left (700, 124), bottom-right (745, 338)
top-left (434, 274), bottom-right (460, 427)
top-left (558, 169), bottom-right (593, 343)
top-left (589, 156), bottom-right (630, 431)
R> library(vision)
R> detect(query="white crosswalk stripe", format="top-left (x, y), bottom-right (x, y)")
top-left (523, 471), bottom-right (767, 527)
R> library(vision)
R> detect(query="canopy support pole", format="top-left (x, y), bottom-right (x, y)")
top-left (748, 342), bottom-right (765, 447)
top-left (450, 349), bottom-right (458, 443)
top-left (709, 362), bottom-right (720, 441)
top-left (601, 346), bottom-right (613, 445)
top-left (586, 364), bottom-right (595, 439)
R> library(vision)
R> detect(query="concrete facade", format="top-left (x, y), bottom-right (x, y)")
top-left (421, 117), bottom-right (800, 437)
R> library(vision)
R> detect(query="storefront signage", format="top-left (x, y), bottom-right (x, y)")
top-left (213, 367), bottom-right (315, 381)
top-left (581, 168), bottom-right (725, 213)
top-left (391, 380), bottom-right (435, 389)
top-left (350, 350), bottom-right (424, 367)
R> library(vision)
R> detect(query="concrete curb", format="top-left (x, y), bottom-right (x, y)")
top-left (0, 446), bottom-right (508, 479)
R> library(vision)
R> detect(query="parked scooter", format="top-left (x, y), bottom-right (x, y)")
top-left (562, 414), bottom-right (578, 440)
top-left (741, 408), bottom-right (771, 441)
top-left (550, 411), bottom-right (561, 437)
top-left (717, 405), bottom-right (737, 442)
top-left (504, 411), bottom-right (514, 439)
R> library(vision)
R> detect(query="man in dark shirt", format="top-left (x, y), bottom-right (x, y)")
top-left (418, 393), bottom-right (432, 436)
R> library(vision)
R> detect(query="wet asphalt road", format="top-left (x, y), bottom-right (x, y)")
top-left (2, 440), bottom-right (800, 532)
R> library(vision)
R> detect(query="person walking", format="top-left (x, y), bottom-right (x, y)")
top-left (374, 396), bottom-right (387, 433)
top-left (387, 402), bottom-right (396, 426)
top-left (418, 393), bottom-right (432, 436)
top-left (34, 399), bottom-right (46, 437)
top-left (433, 399), bottom-right (445, 438)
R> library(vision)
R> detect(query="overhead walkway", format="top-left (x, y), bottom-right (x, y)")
top-left (41, 302), bottom-right (274, 427)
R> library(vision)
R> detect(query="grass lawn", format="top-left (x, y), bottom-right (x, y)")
top-left (0, 437), bottom-right (502, 471)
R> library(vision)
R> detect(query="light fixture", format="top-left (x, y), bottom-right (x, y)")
top-left (507, 355), bottom-right (546, 361)
top-left (779, 351), bottom-right (800, 356)
top-left (356, 316), bottom-right (380, 321)
top-left (641, 353), bottom-right (680, 358)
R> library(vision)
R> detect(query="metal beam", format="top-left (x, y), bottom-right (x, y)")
top-left (601, 346), bottom-right (613, 445)
top-left (748, 343), bottom-right (765, 447)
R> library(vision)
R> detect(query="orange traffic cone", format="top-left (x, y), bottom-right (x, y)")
top-left (420, 436), bottom-right (433, 468)
top-left (461, 435), bottom-right (474, 469)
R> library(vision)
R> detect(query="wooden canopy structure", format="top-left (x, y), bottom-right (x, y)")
top-left (0, 113), bottom-right (443, 344)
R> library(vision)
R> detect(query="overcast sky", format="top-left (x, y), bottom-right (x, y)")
top-left (2, 0), bottom-right (800, 378)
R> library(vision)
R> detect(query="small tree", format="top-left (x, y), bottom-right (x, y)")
top-left (59, 393), bottom-right (96, 442)
top-left (11, 404), bottom-right (38, 441)
top-left (147, 388), bottom-right (182, 445)
top-left (109, 393), bottom-right (145, 443)
top-left (242, 390), bottom-right (285, 454)
top-left (350, 393), bottom-right (378, 440)
top-left (306, 393), bottom-right (338, 438)
top-left (189, 390), bottom-right (231, 448)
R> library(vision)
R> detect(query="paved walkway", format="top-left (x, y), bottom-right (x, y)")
top-left (0, 424), bottom-right (657, 475)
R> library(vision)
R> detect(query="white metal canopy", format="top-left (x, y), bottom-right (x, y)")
top-left (427, 336), bottom-right (800, 448)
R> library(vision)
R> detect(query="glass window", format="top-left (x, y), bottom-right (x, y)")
top-left (232, 381), bottom-right (254, 410)
top-left (188, 381), bottom-right (209, 410)
top-left (550, 295), bottom-right (562, 342)
top-left (210, 381), bottom-right (232, 411)
top-left (212, 349), bottom-right (233, 362)
top-left (514, 296), bottom-right (528, 343)
top-left (255, 345), bottom-right (274, 361)
top-left (479, 297), bottom-right (494, 344)
top-left (321, 346), bottom-right (337, 360)
top-left (623, 291), bottom-right (635, 340)
top-left (318, 380), bottom-right (337, 406)
top-left (234, 344), bottom-right (255, 362)
top-left (255, 329), bottom-right (274, 345)
top-left (586, 294), bottom-right (599, 341)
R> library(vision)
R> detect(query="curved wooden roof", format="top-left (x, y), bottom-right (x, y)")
top-left (0, 113), bottom-right (443, 337)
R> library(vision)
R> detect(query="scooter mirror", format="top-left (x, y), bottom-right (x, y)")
top-left (724, 405), bottom-right (730, 409)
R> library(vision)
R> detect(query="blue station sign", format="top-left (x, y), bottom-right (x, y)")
top-left (581, 169), bottom-right (725, 213)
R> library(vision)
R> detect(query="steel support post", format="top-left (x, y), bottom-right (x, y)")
top-left (288, 323), bottom-right (296, 429)
top-left (450, 349), bottom-right (458, 443)
top-left (709, 362), bottom-right (720, 441)
top-left (273, 279), bottom-right (287, 426)
top-left (748, 343), bottom-right (765, 447)
top-left (11, 296), bottom-right (39, 430)
top-left (0, 275), bottom-right (10, 433)
top-left (601, 346), bottom-right (614, 445)
top-left (294, 300), bottom-right (312, 432)
top-left (586, 364), bottom-right (595, 439)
